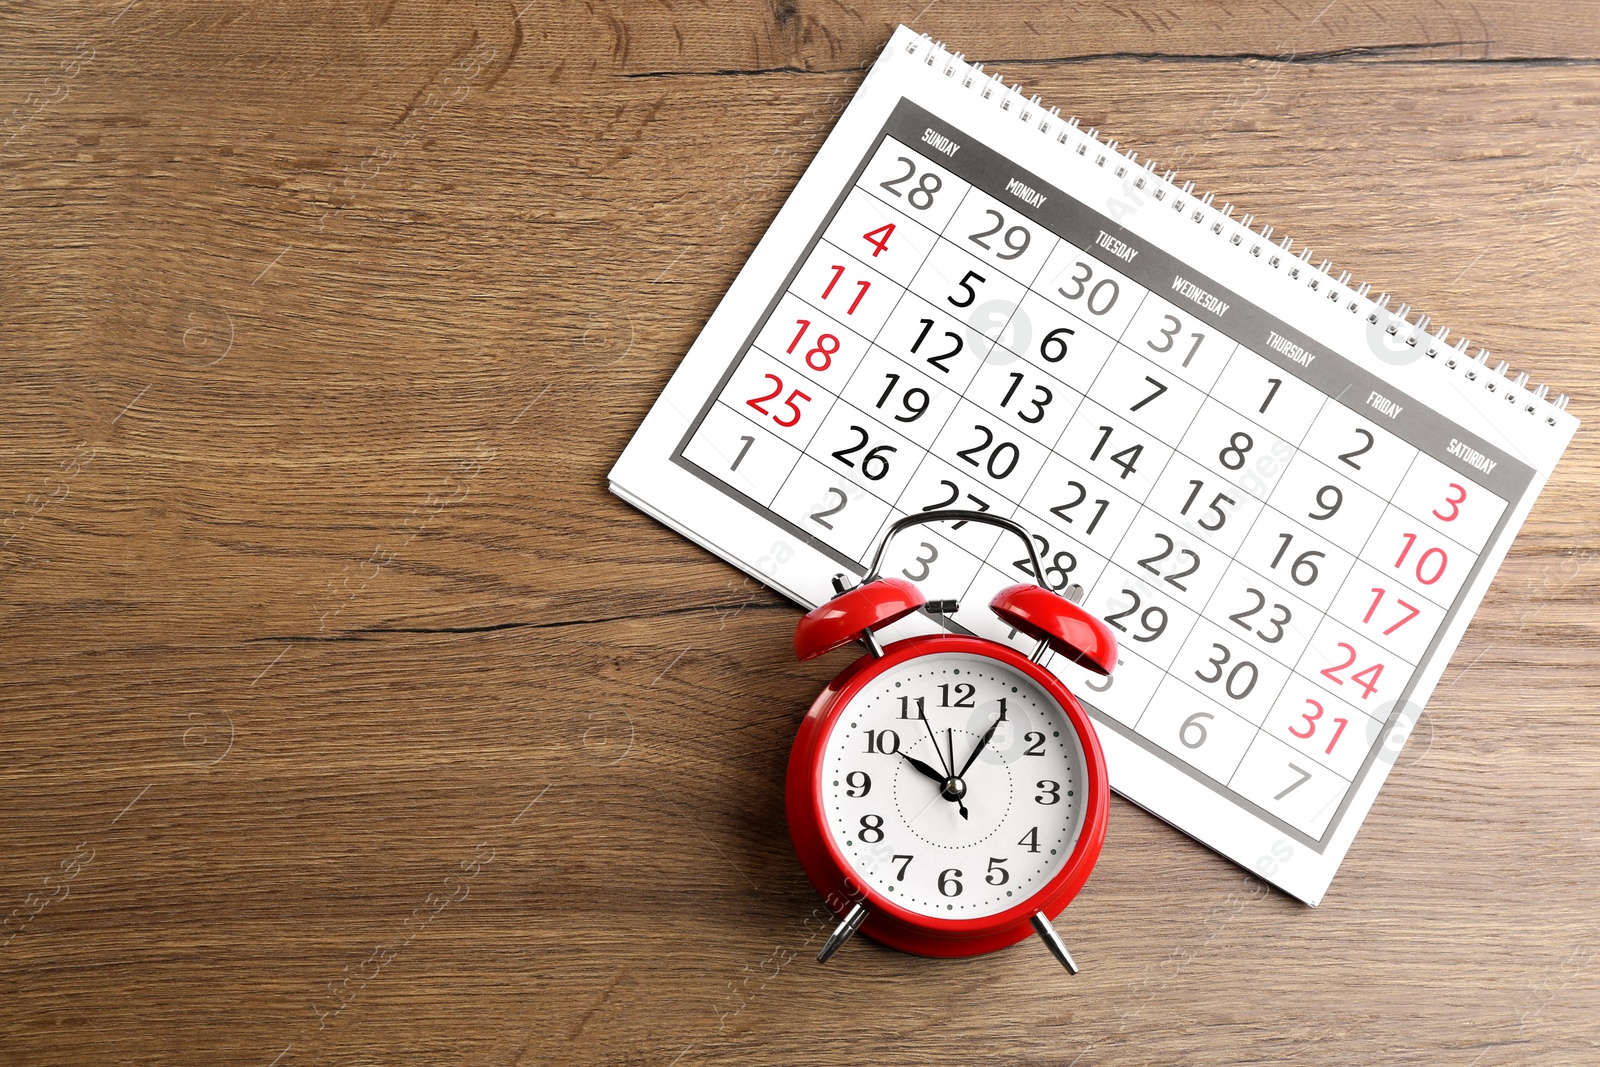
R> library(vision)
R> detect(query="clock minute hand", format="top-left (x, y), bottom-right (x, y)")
top-left (917, 711), bottom-right (952, 777)
top-left (958, 713), bottom-right (1004, 779)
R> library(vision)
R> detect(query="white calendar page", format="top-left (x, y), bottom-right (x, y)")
top-left (610, 26), bottom-right (1578, 905)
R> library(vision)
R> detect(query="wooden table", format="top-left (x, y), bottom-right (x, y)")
top-left (3, 3), bottom-right (1597, 1064)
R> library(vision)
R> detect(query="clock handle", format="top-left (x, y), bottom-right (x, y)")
top-left (863, 510), bottom-right (1043, 587)
top-left (861, 511), bottom-right (1104, 666)
top-left (816, 902), bottom-right (869, 964)
top-left (1031, 912), bottom-right (1080, 975)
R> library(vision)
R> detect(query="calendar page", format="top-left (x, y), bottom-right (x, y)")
top-left (610, 26), bottom-right (1578, 904)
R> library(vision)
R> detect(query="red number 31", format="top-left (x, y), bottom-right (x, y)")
top-left (1288, 698), bottom-right (1349, 755)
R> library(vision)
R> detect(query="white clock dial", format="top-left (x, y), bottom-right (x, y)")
top-left (818, 652), bottom-right (1089, 919)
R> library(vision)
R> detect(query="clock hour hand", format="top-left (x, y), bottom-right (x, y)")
top-left (900, 752), bottom-right (946, 786)
top-left (901, 752), bottom-right (970, 822)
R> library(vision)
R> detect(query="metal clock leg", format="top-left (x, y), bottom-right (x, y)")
top-left (1031, 912), bottom-right (1080, 975)
top-left (816, 902), bottom-right (869, 963)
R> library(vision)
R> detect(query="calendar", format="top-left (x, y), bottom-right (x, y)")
top-left (610, 26), bottom-right (1578, 904)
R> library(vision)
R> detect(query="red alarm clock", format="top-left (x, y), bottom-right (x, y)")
top-left (786, 510), bottom-right (1116, 972)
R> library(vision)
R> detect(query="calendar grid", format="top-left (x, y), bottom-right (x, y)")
top-left (847, 157), bottom-right (1389, 810)
top-left (666, 96), bottom-right (1539, 852)
top-left (1051, 341), bottom-right (1281, 791)
top-left (1347, 450), bottom-right (1423, 574)
top-left (864, 185), bottom-right (1122, 594)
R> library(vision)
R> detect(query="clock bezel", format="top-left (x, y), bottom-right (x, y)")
top-left (787, 633), bottom-right (1109, 958)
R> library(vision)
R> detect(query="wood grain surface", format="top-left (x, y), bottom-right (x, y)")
top-left (2, 2), bottom-right (1597, 1064)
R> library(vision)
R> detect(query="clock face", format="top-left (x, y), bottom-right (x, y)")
top-left (817, 651), bottom-right (1089, 920)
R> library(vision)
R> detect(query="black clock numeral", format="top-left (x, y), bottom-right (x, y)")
top-left (1022, 732), bottom-right (1046, 756)
top-left (858, 814), bottom-right (884, 843)
top-left (1035, 780), bottom-right (1062, 805)
top-left (892, 854), bottom-right (913, 881)
top-left (937, 868), bottom-right (964, 897)
top-left (863, 729), bottom-right (900, 755)
top-left (985, 858), bottom-right (1010, 886)
top-left (1019, 827), bottom-right (1041, 853)
top-left (844, 771), bottom-right (871, 798)
top-left (938, 683), bottom-right (975, 708)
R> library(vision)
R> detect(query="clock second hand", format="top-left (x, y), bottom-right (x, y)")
top-left (917, 710), bottom-right (951, 777)
top-left (958, 712), bottom-right (1004, 779)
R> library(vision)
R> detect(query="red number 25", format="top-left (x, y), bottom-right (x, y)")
top-left (747, 374), bottom-right (810, 428)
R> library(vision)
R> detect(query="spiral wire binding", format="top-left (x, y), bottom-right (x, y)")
top-left (901, 33), bottom-right (1570, 426)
